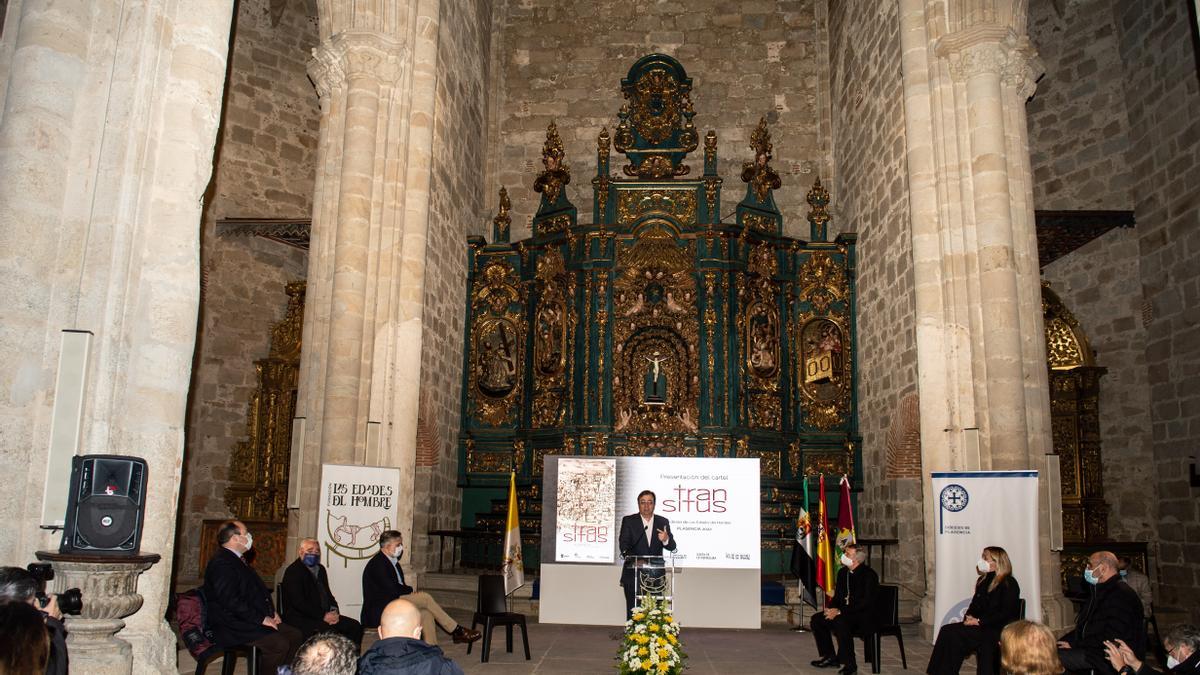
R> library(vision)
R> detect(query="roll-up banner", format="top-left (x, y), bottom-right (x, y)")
top-left (931, 470), bottom-right (1042, 637)
top-left (318, 463), bottom-right (401, 619)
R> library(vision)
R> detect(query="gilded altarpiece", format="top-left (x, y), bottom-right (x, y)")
top-left (1043, 283), bottom-right (1109, 544)
top-left (457, 55), bottom-right (860, 569)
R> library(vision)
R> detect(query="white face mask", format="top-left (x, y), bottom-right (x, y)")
top-left (840, 554), bottom-right (853, 567)
top-left (243, 532), bottom-right (254, 551)
top-left (396, 544), bottom-right (404, 559)
top-left (977, 559), bottom-right (992, 574)
top-left (1166, 656), bottom-right (1179, 669)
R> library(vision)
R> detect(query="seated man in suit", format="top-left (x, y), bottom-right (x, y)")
top-left (280, 538), bottom-right (363, 647)
top-left (618, 489), bottom-right (677, 617)
top-left (1057, 550), bottom-right (1145, 675)
top-left (203, 520), bottom-right (303, 675)
top-left (360, 530), bottom-right (480, 646)
top-left (810, 544), bottom-right (879, 675)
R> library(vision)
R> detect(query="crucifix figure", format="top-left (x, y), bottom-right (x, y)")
top-left (643, 351), bottom-right (668, 404)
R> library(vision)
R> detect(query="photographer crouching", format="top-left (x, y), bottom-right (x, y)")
top-left (0, 565), bottom-right (82, 675)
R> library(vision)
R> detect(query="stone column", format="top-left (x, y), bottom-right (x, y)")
top-left (0, 0), bottom-right (233, 669)
top-left (295, 1), bottom-right (441, 548)
top-left (898, 0), bottom-right (1073, 631)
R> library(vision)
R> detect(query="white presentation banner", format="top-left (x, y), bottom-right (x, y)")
top-left (318, 464), bottom-right (400, 620)
top-left (618, 456), bottom-right (761, 569)
top-left (555, 457), bottom-right (617, 562)
top-left (931, 471), bottom-right (1042, 637)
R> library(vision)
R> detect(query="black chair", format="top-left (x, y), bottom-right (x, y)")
top-left (860, 584), bottom-right (907, 674)
top-left (194, 645), bottom-right (259, 675)
top-left (467, 574), bottom-right (530, 663)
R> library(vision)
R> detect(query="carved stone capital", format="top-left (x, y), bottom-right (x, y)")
top-left (938, 25), bottom-right (1044, 95)
top-left (308, 30), bottom-right (408, 99)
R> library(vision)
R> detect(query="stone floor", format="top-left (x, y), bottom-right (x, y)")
top-left (178, 615), bottom-right (942, 674)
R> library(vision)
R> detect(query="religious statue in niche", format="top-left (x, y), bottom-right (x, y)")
top-left (746, 305), bottom-right (779, 378)
top-left (643, 351), bottom-right (668, 404)
top-left (802, 319), bottom-right (844, 385)
top-left (476, 318), bottom-right (518, 397)
top-left (535, 301), bottom-right (565, 375)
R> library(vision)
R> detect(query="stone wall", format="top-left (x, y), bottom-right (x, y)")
top-left (1026, 0), bottom-right (1134, 210)
top-left (1113, 0), bottom-right (1200, 619)
top-left (412, 0), bottom-right (493, 571)
top-left (1041, 227), bottom-right (1153, 543)
top-left (489, 0), bottom-right (831, 241)
top-left (177, 0), bottom-right (318, 581)
top-left (827, 0), bottom-right (920, 612)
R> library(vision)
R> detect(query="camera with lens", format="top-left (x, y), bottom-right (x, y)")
top-left (27, 563), bottom-right (83, 616)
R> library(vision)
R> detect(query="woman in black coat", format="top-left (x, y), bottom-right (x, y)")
top-left (927, 545), bottom-right (1022, 675)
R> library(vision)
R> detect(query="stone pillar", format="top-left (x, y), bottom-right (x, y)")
top-left (897, 0), bottom-right (1073, 631)
top-left (35, 552), bottom-right (160, 675)
top-left (295, 1), bottom-right (441, 548)
top-left (0, 0), bottom-right (233, 669)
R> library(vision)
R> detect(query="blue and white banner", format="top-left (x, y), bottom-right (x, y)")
top-left (931, 471), bottom-right (1041, 636)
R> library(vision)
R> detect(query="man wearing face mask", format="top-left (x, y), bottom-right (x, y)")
top-left (203, 520), bottom-right (303, 674)
top-left (1057, 550), bottom-right (1145, 675)
top-left (1105, 624), bottom-right (1200, 675)
top-left (280, 538), bottom-right (363, 647)
top-left (809, 544), bottom-right (879, 675)
top-left (1116, 556), bottom-right (1153, 620)
top-left (360, 530), bottom-right (481, 646)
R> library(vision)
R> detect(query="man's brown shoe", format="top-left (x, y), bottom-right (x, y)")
top-left (451, 626), bottom-right (481, 644)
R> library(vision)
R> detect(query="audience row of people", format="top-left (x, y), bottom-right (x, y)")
top-left (201, 520), bottom-right (478, 675)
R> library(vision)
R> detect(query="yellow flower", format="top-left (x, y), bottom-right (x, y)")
top-left (667, 634), bottom-right (677, 644)
top-left (638, 647), bottom-right (648, 657)
top-left (664, 616), bottom-right (673, 624)
top-left (648, 623), bottom-right (660, 632)
top-left (642, 659), bottom-right (653, 670)
top-left (633, 613), bottom-right (645, 621)
top-left (657, 637), bottom-right (667, 646)
top-left (658, 648), bottom-right (670, 659)
top-left (657, 663), bottom-right (671, 672)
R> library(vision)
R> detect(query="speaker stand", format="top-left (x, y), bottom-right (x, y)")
top-left (35, 551), bottom-right (161, 675)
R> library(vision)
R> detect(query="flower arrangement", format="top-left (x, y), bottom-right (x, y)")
top-left (617, 595), bottom-right (686, 674)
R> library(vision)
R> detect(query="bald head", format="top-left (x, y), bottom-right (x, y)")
top-left (379, 599), bottom-right (423, 640)
top-left (1088, 550), bottom-right (1120, 583)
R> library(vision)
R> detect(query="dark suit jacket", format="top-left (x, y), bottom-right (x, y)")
top-left (965, 572), bottom-right (1021, 631)
top-left (830, 563), bottom-right (879, 630)
top-left (360, 551), bottom-right (413, 629)
top-left (618, 513), bottom-right (677, 586)
top-left (280, 558), bottom-right (340, 636)
top-left (1061, 575), bottom-right (1145, 660)
top-left (202, 547), bottom-right (274, 647)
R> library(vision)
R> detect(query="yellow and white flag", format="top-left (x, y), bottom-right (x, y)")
top-left (502, 471), bottom-right (525, 595)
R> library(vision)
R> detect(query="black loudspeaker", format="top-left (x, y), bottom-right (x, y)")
top-left (59, 455), bottom-right (148, 555)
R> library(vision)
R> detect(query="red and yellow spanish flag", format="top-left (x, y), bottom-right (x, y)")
top-left (502, 472), bottom-right (525, 596)
top-left (815, 473), bottom-right (835, 601)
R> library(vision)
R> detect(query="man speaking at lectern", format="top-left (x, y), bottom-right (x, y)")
top-left (619, 490), bottom-right (677, 617)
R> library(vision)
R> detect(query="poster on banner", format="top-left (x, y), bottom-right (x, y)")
top-left (616, 456), bottom-right (761, 569)
top-left (931, 471), bottom-right (1042, 637)
top-left (555, 457), bottom-right (617, 562)
top-left (318, 464), bottom-right (401, 620)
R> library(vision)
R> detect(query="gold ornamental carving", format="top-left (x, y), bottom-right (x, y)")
top-left (225, 282), bottom-right (305, 523)
top-left (617, 190), bottom-right (698, 228)
top-left (798, 252), bottom-right (850, 314)
top-left (469, 260), bottom-right (525, 427)
top-left (740, 117), bottom-right (781, 202)
top-left (493, 186), bottom-right (512, 239)
top-left (611, 226), bottom-right (700, 434)
top-left (803, 451), bottom-right (851, 477)
top-left (533, 121), bottom-right (570, 207)
top-left (537, 214), bottom-right (572, 236)
top-left (743, 212), bottom-right (776, 234)
top-left (533, 249), bottom-right (574, 428)
top-left (1042, 283), bottom-right (1095, 370)
top-left (798, 315), bottom-right (852, 430)
top-left (628, 68), bottom-right (683, 144)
